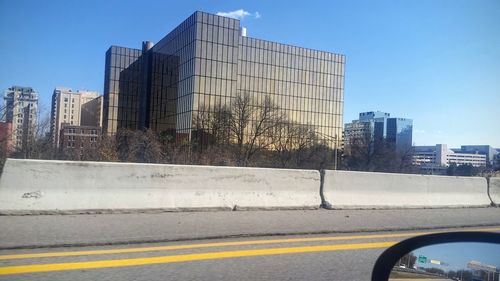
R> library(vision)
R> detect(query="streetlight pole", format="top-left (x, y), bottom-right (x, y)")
top-left (333, 134), bottom-right (338, 170)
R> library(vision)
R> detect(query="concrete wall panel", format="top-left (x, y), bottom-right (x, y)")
top-left (323, 170), bottom-right (490, 208)
top-left (0, 159), bottom-right (321, 213)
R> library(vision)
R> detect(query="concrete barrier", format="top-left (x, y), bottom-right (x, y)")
top-left (489, 177), bottom-right (500, 206)
top-left (322, 170), bottom-right (491, 209)
top-left (0, 159), bottom-right (321, 214)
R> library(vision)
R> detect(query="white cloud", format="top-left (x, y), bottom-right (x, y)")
top-left (216, 9), bottom-right (251, 20)
top-left (216, 9), bottom-right (261, 20)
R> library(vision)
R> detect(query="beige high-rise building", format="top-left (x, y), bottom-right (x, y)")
top-left (2, 86), bottom-right (38, 150)
top-left (50, 87), bottom-right (102, 147)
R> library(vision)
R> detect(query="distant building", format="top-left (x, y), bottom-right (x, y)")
top-left (50, 87), bottom-right (102, 147)
top-left (386, 118), bottom-right (413, 153)
top-left (494, 149), bottom-right (500, 169)
top-left (359, 111), bottom-right (390, 141)
top-left (344, 111), bottom-right (413, 153)
top-left (0, 122), bottom-right (13, 156)
top-left (344, 121), bottom-right (375, 145)
top-left (81, 96), bottom-right (103, 128)
top-left (2, 86), bottom-right (38, 150)
top-left (451, 145), bottom-right (497, 167)
top-left (413, 144), bottom-right (487, 174)
top-left (59, 124), bottom-right (100, 158)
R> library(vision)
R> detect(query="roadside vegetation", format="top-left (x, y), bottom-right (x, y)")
top-left (0, 93), bottom-right (494, 176)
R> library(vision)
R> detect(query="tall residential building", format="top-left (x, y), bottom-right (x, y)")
top-left (50, 87), bottom-right (102, 147)
top-left (103, 11), bottom-right (345, 145)
top-left (344, 111), bottom-right (413, 153)
top-left (2, 86), bottom-right (38, 150)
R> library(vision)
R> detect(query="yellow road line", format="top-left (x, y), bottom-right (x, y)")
top-left (0, 241), bottom-right (397, 275)
top-left (1, 226), bottom-right (499, 261)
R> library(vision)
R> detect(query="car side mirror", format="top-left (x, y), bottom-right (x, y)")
top-left (371, 232), bottom-right (500, 281)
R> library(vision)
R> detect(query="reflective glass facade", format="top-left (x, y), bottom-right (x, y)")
top-left (238, 36), bottom-right (345, 142)
top-left (103, 46), bottom-right (142, 135)
top-left (103, 11), bottom-right (345, 144)
top-left (386, 118), bottom-right (413, 153)
top-left (345, 111), bottom-right (413, 153)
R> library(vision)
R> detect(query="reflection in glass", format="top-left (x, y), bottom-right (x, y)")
top-left (390, 242), bottom-right (500, 281)
top-left (103, 11), bottom-right (345, 148)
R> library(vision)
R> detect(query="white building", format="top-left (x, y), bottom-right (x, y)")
top-left (2, 86), bottom-right (38, 150)
top-left (413, 144), bottom-right (487, 168)
top-left (50, 87), bottom-right (102, 147)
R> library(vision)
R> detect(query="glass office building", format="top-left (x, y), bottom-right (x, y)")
top-left (386, 117), bottom-right (413, 153)
top-left (345, 112), bottom-right (413, 153)
top-left (103, 11), bottom-right (345, 145)
top-left (103, 46), bottom-right (142, 135)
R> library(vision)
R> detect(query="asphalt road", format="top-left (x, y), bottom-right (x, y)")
top-left (1, 208), bottom-right (500, 280)
top-left (1, 226), bottom-right (498, 281)
top-left (1, 208), bottom-right (500, 249)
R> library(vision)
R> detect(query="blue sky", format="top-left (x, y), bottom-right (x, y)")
top-left (1, 0), bottom-right (499, 147)
top-left (415, 242), bottom-right (500, 272)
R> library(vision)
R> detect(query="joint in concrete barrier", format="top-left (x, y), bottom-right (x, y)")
top-left (485, 176), bottom-right (498, 207)
top-left (319, 169), bottom-right (332, 209)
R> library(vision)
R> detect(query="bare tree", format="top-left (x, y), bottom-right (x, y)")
top-left (115, 129), bottom-right (164, 163)
top-left (228, 92), bottom-right (252, 163)
top-left (210, 106), bottom-right (232, 145)
top-left (9, 104), bottom-right (56, 160)
top-left (342, 131), bottom-right (377, 171)
top-left (342, 132), bottom-right (417, 173)
top-left (270, 122), bottom-right (317, 168)
top-left (229, 92), bottom-right (285, 166)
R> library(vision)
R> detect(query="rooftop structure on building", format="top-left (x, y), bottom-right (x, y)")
top-left (103, 11), bottom-right (345, 146)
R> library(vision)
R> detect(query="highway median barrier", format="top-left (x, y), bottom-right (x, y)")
top-left (322, 170), bottom-right (491, 209)
top-left (489, 177), bottom-right (500, 206)
top-left (0, 159), bottom-right (322, 214)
